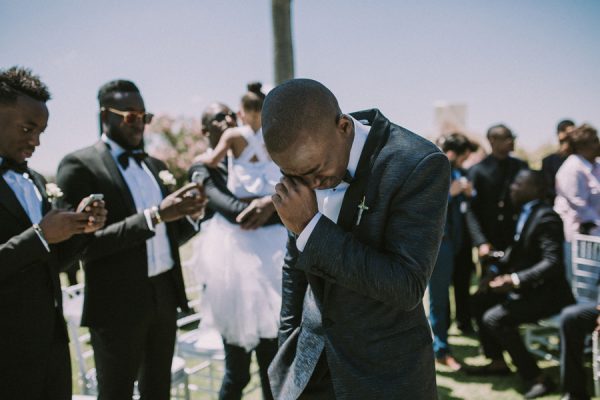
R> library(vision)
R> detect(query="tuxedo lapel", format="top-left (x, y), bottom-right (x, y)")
top-left (321, 110), bottom-right (390, 304)
top-left (94, 141), bottom-right (137, 215)
top-left (0, 175), bottom-right (31, 226)
top-left (143, 158), bottom-right (169, 199)
top-left (337, 109), bottom-right (390, 231)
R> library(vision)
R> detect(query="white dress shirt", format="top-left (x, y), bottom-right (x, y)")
top-left (296, 117), bottom-right (370, 251)
top-left (1, 156), bottom-right (49, 251)
top-left (555, 154), bottom-right (600, 242)
top-left (102, 135), bottom-right (175, 277)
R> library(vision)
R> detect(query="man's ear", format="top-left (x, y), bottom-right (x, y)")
top-left (338, 114), bottom-right (353, 137)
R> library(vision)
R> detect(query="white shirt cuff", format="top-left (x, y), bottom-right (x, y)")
top-left (296, 212), bottom-right (322, 252)
top-left (186, 215), bottom-right (201, 232)
top-left (143, 209), bottom-right (156, 232)
top-left (510, 272), bottom-right (521, 288)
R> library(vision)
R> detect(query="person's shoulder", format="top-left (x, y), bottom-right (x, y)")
top-left (542, 153), bottom-right (558, 163)
top-left (59, 143), bottom-right (101, 166)
top-left (534, 203), bottom-right (563, 224)
top-left (385, 122), bottom-right (444, 163)
top-left (468, 155), bottom-right (492, 173)
top-left (509, 155), bottom-right (528, 168)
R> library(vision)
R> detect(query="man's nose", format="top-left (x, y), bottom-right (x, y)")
top-left (28, 133), bottom-right (41, 147)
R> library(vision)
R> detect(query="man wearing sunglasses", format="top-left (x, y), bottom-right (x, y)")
top-left (56, 79), bottom-right (206, 400)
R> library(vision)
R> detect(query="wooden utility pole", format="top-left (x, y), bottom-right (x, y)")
top-left (272, 0), bottom-right (294, 85)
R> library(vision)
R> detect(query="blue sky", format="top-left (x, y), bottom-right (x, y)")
top-left (1, 0), bottom-right (599, 174)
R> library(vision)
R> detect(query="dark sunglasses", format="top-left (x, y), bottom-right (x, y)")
top-left (213, 111), bottom-right (236, 123)
top-left (102, 107), bottom-right (154, 125)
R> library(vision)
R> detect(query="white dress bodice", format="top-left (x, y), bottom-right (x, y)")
top-left (227, 126), bottom-right (281, 198)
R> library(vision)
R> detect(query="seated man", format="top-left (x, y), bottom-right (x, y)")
top-left (466, 170), bottom-right (575, 399)
top-left (560, 299), bottom-right (599, 400)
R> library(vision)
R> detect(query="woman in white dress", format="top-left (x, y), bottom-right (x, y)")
top-left (187, 83), bottom-right (287, 400)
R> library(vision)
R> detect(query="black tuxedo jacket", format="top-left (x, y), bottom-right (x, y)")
top-left (541, 152), bottom-right (567, 202)
top-left (467, 155), bottom-right (529, 250)
top-left (188, 159), bottom-right (280, 225)
top-left (270, 109), bottom-right (450, 399)
top-left (56, 141), bottom-right (195, 327)
top-left (0, 170), bottom-right (87, 381)
top-left (501, 203), bottom-right (573, 304)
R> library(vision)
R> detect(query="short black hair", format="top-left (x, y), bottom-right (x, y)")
top-left (262, 78), bottom-right (341, 154)
top-left (437, 132), bottom-right (479, 155)
top-left (486, 124), bottom-right (514, 140)
top-left (556, 119), bottom-right (575, 134)
top-left (0, 66), bottom-right (51, 104)
top-left (519, 169), bottom-right (547, 196)
top-left (97, 79), bottom-right (140, 106)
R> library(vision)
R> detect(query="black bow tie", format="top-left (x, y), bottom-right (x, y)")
top-left (0, 158), bottom-right (29, 174)
top-left (117, 150), bottom-right (148, 169)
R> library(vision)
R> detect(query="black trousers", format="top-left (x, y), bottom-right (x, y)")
top-left (219, 337), bottom-right (278, 400)
top-left (560, 302), bottom-right (598, 398)
top-left (90, 272), bottom-right (178, 400)
top-left (471, 290), bottom-right (564, 381)
top-left (452, 238), bottom-right (475, 328)
top-left (1, 312), bottom-right (71, 400)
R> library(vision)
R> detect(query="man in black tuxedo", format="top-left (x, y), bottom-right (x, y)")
top-left (188, 102), bottom-right (280, 400)
top-left (467, 170), bottom-right (574, 399)
top-left (56, 80), bottom-right (206, 400)
top-left (467, 124), bottom-right (529, 261)
top-left (541, 119), bottom-right (574, 203)
top-left (0, 66), bottom-right (107, 399)
top-left (264, 79), bottom-right (450, 399)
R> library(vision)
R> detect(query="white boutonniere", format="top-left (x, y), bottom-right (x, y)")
top-left (159, 170), bottom-right (176, 186)
top-left (45, 183), bottom-right (64, 200)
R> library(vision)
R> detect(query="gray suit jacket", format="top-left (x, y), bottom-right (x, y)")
top-left (268, 109), bottom-right (450, 399)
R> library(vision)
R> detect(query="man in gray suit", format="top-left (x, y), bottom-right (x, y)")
top-left (263, 79), bottom-right (450, 399)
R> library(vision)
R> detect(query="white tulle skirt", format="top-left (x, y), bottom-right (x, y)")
top-left (185, 213), bottom-right (287, 351)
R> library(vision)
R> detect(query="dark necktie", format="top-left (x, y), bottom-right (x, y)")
top-left (117, 150), bottom-right (148, 169)
top-left (0, 158), bottom-right (29, 174)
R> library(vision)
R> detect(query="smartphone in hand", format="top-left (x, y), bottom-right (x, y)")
top-left (77, 194), bottom-right (104, 212)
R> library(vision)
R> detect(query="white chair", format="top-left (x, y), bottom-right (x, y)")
top-left (571, 234), bottom-right (600, 303)
top-left (62, 284), bottom-right (190, 399)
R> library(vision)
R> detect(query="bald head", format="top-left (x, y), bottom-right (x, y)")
top-left (262, 79), bottom-right (342, 155)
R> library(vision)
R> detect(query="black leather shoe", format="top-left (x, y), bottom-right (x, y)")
top-left (524, 378), bottom-right (555, 399)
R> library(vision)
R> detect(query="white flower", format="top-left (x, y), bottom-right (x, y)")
top-left (45, 183), bottom-right (63, 199)
top-left (159, 170), bottom-right (176, 186)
